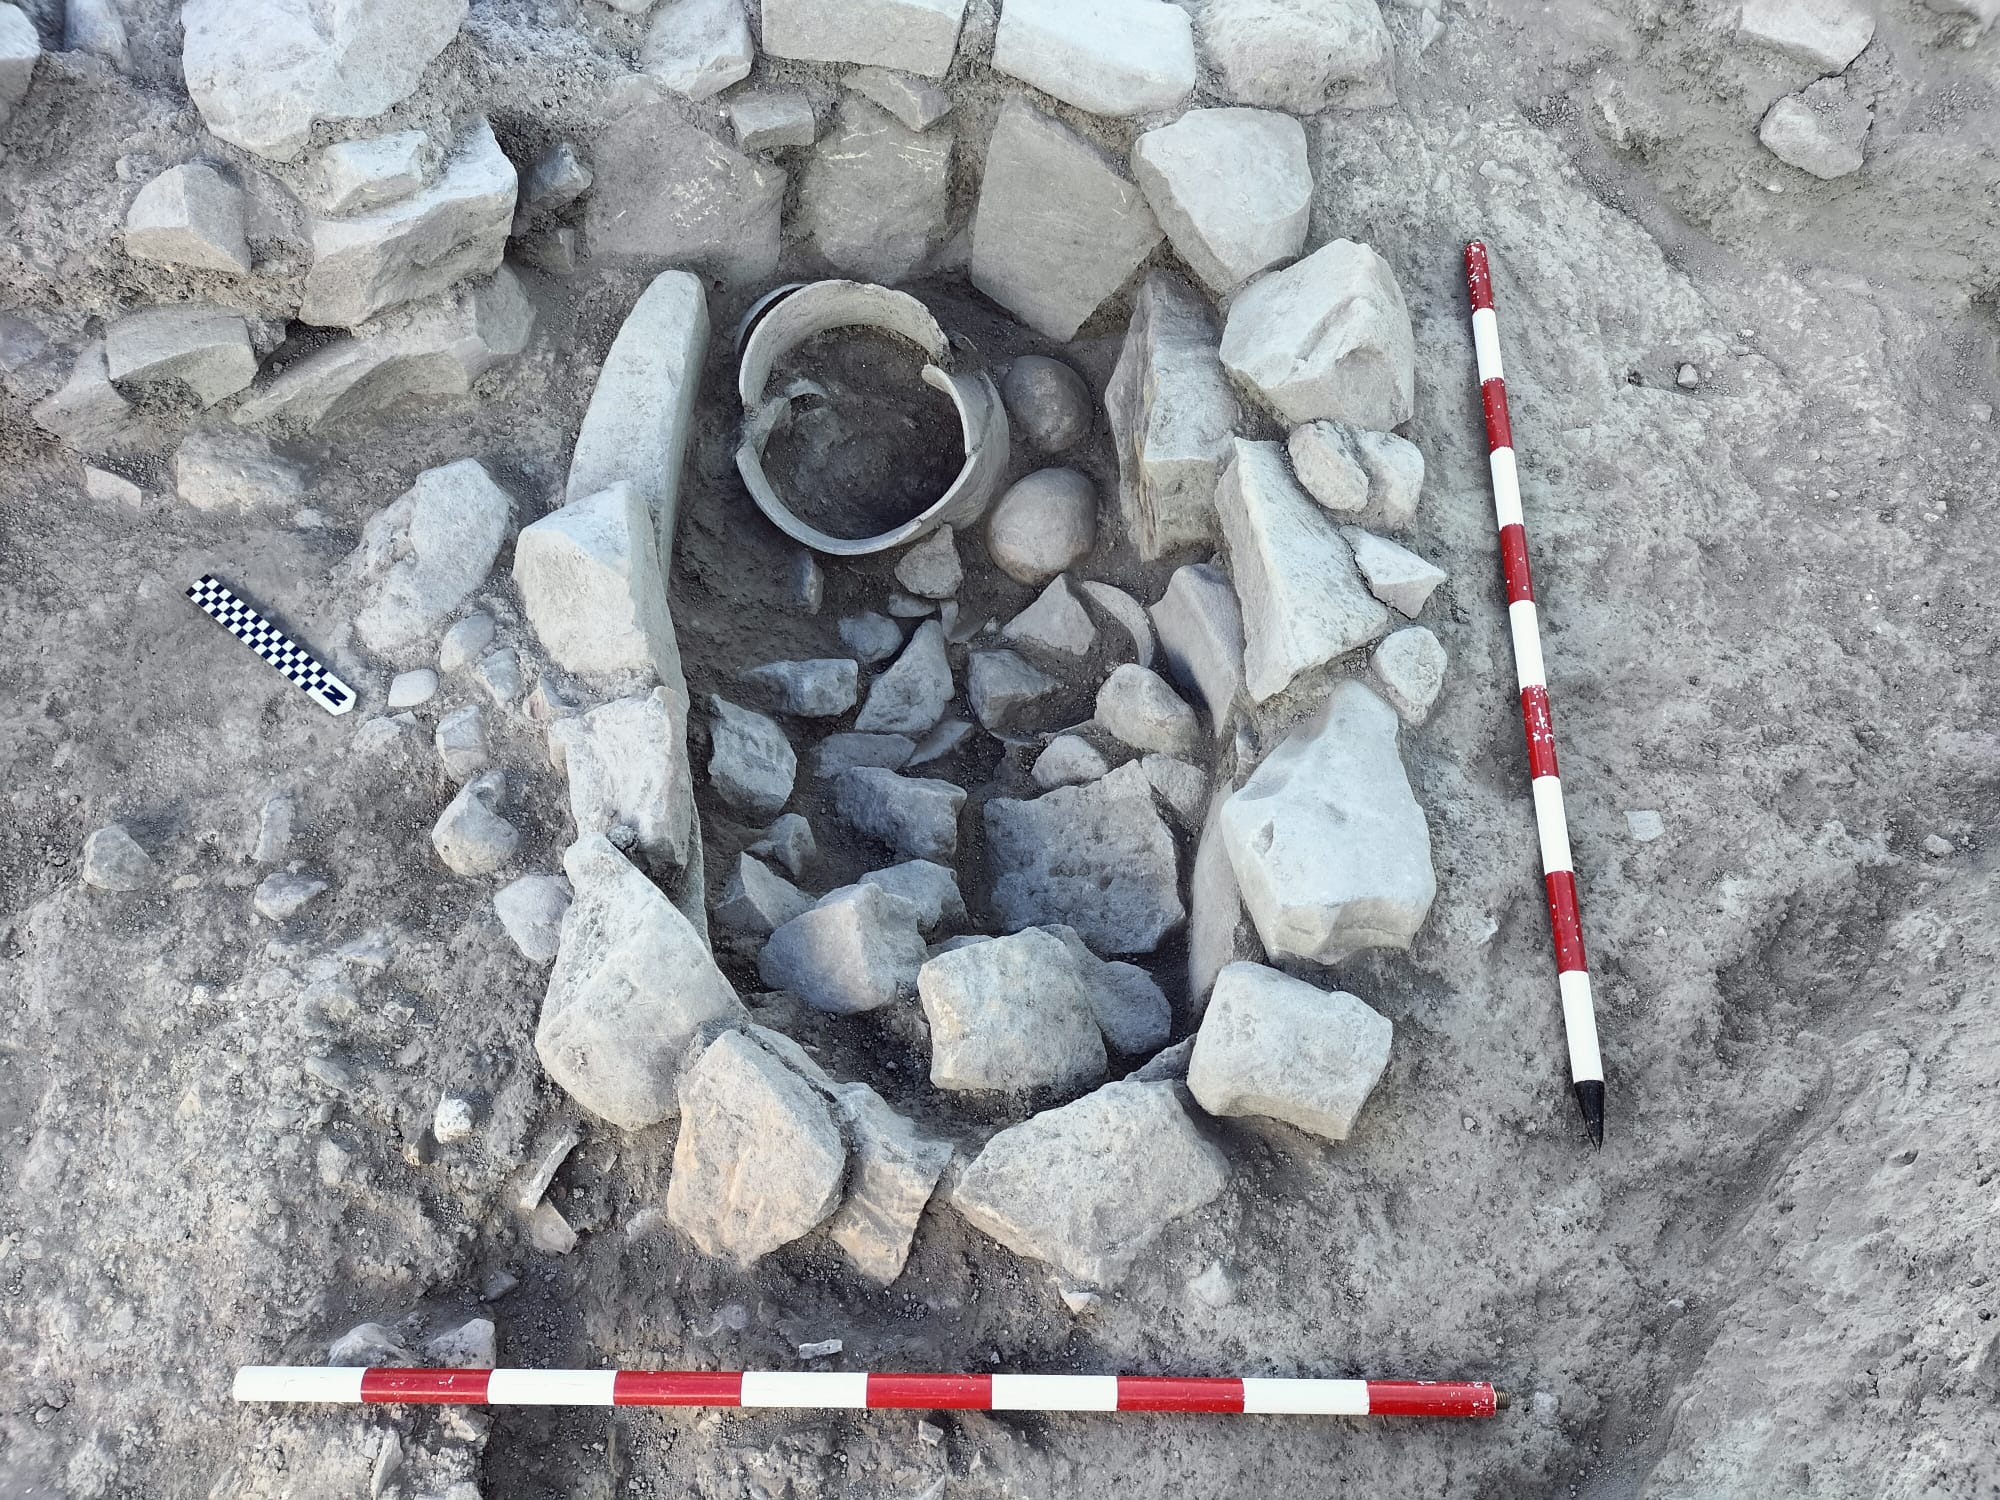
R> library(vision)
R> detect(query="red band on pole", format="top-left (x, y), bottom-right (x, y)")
top-left (360, 1368), bottom-right (493, 1404)
top-left (1520, 686), bottom-right (1559, 780)
top-left (1367, 1381), bottom-right (1500, 1418)
top-left (1498, 523), bottom-right (1534, 604)
top-left (1480, 379), bottom-right (1513, 452)
top-left (865, 1373), bottom-right (995, 1410)
top-left (1544, 870), bottom-right (1588, 972)
top-left (1117, 1377), bottom-right (1247, 1413)
top-left (613, 1371), bottom-right (745, 1406)
top-left (1464, 243), bottom-right (1494, 310)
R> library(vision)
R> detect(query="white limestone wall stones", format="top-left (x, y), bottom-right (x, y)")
top-left (1131, 109), bottom-right (1311, 295)
top-left (353, 458), bottom-right (513, 657)
top-left (991, 0), bottom-right (1197, 118)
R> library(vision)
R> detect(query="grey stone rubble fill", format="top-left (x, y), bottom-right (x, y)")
top-left (1078, 582), bottom-right (1155, 669)
top-left (969, 99), bottom-right (1164, 341)
top-left (537, 835), bottom-right (743, 1129)
top-left (832, 766), bottom-right (965, 863)
top-left (985, 761), bottom-right (1183, 955)
top-left (950, 1080), bottom-right (1228, 1287)
top-left (1372, 626), bottom-right (1447, 725)
top-left (81, 824), bottom-right (155, 891)
top-left (477, 647), bottom-right (523, 706)
top-left (1041, 923), bottom-right (1172, 1055)
top-left (1149, 562), bottom-right (1245, 733)
top-left (714, 854), bottom-right (814, 936)
top-left (253, 871), bottom-right (326, 920)
top-left (991, 0), bottom-right (1197, 117)
top-left (1033, 734), bottom-right (1110, 790)
top-left (666, 1030), bottom-right (846, 1264)
top-left (760, 0), bottom-right (968, 77)
top-left (984, 469), bottom-right (1098, 586)
top-left (1341, 527), bottom-right (1448, 617)
top-left (300, 118), bottom-right (516, 330)
top-left (440, 613), bottom-right (496, 672)
top-left (839, 612), bottom-right (903, 664)
top-left (434, 705), bottom-right (488, 783)
top-left (319, 130), bottom-right (427, 215)
top-left (1141, 753), bottom-right (1206, 829)
top-left (252, 792), bottom-right (295, 863)
top-left (748, 812), bottom-right (816, 878)
top-left (584, 99), bottom-right (784, 283)
top-left (857, 859), bottom-right (965, 930)
top-left (1220, 681), bottom-right (1435, 961)
top-left (1759, 79), bottom-right (1871, 180)
top-left (1131, 109), bottom-right (1311, 295)
top-left (894, 526), bottom-right (963, 599)
top-left (1190, 787), bottom-right (1263, 1009)
top-left (1220, 239), bottom-right (1416, 430)
top-left (1197, 0), bottom-right (1394, 113)
top-left (494, 874), bottom-right (572, 963)
top-left (759, 883), bottom-right (928, 1013)
top-left (1095, 663), bottom-right (1199, 759)
top-left (548, 689), bottom-right (692, 873)
top-left (1106, 273), bottom-right (1239, 559)
top-left (1188, 962), bottom-right (1392, 1142)
top-left (515, 483), bottom-right (682, 683)
top-left (826, 1082), bottom-right (953, 1283)
top-left (965, 649), bottom-right (1060, 733)
top-left (909, 718), bottom-right (974, 765)
top-left (707, 696), bottom-right (796, 820)
top-left (1286, 421), bottom-right (1368, 514)
top-left (845, 66), bottom-right (953, 131)
top-left (729, 91), bottom-right (817, 151)
top-left (354, 459), bottom-right (513, 657)
top-left (801, 98), bottom-right (953, 283)
top-left (104, 306), bottom-right (256, 407)
top-left (1000, 356), bottom-right (1091, 454)
top-left (124, 163), bottom-right (251, 273)
top-left (815, 732), bottom-right (915, 776)
top-left (432, 770), bottom-right (518, 877)
top-left (740, 658), bottom-right (859, 717)
top-left (643, 0), bottom-right (754, 101)
top-left (1001, 575), bottom-right (1096, 658)
top-left (855, 619), bottom-right (952, 734)
top-left (1216, 438), bottom-right (1389, 703)
top-left (918, 928), bottom-right (1107, 1094)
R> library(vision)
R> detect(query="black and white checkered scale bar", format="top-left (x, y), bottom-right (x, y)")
top-left (187, 575), bottom-right (355, 716)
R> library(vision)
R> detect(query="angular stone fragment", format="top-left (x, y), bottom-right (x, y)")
top-left (855, 620), bottom-right (953, 735)
top-left (439, 613), bottom-right (495, 673)
top-left (301, 119), bottom-right (516, 330)
top-left (910, 718), bottom-right (973, 765)
top-left (84, 467), bottom-right (141, 507)
top-left (104, 306), bottom-right (256, 407)
top-left (31, 342), bottom-right (141, 452)
top-left (81, 823), bottom-right (154, 891)
top-left (1221, 240), bottom-right (1415, 430)
top-left (920, 928), bottom-right (1107, 1094)
top-left (1221, 681), bottom-right (1434, 960)
top-left (586, 100), bottom-right (784, 283)
top-left (707, 697), bottom-right (796, 819)
top-left (1132, 109), bottom-right (1309, 295)
top-left (815, 732), bottom-right (915, 776)
top-left (1002, 576), bottom-right (1095, 658)
top-left (433, 770), bottom-right (518, 877)
top-left (1078, 582), bottom-right (1154, 670)
top-left (1371, 626), bottom-right (1445, 725)
top-left (728, 91), bottom-right (817, 151)
top-left (354, 459), bottom-right (513, 657)
top-left (124, 163), bottom-right (251, 273)
top-left (1040, 923), bottom-right (1172, 1055)
top-left (894, 526), bottom-right (962, 599)
top-left (740, 659), bottom-right (858, 718)
top-left (985, 761), bottom-right (1183, 955)
top-left (515, 483), bottom-right (680, 683)
top-left (644, 0), bottom-right (754, 100)
top-left (714, 853), bottom-right (814, 936)
top-left (801, 98), bottom-right (952, 283)
top-left (254, 871), bottom-right (327, 920)
top-left (494, 873), bottom-right (572, 963)
top-left (833, 767), bottom-right (964, 863)
top-left (970, 100), bottom-right (1163, 342)
top-left (1000, 356), bottom-right (1090, 454)
top-left (1033, 734), bottom-right (1110, 790)
top-left (839, 612), bottom-right (903, 664)
top-left (951, 1080), bottom-right (1228, 1287)
top-left (1217, 439), bottom-right (1389, 702)
top-left (1106, 273), bottom-right (1238, 559)
top-left (1198, 0), bottom-right (1393, 113)
top-left (858, 858), bottom-right (964, 931)
top-left (1141, 753), bottom-right (1205, 829)
top-left (666, 1030), bottom-right (846, 1263)
top-left (1149, 563), bottom-right (1245, 733)
top-left (826, 1083), bottom-right (953, 1283)
top-left (0, 4), bottom-right (38, 128)
top-left (566, 271), bottom-right (710, 543)
top-left (1189, 788), bottom-right (1261, 1010)
top-left (319, 130), bottom-right (427, 214)
top-left (1351, 429), bottom-right (1424, 531)
top-left (845, 66), bottom-right (952, 131)
top-left (992, 0), bottom-right (1196, 117)
top-left (759, 883), bottom-right (928, 1013)
top-left (1759, 78), bottom-right (1871, 180)
top-left (1188, 962), bottom-right (1392, 1141)
top-left (66, 0), bottom-right (129, 69)
top-left (966, 649), bottom-right (1061, 734)
top-left (985, 469), bottom-right (1097, 585)
top-left (537, 835), bottom-right (744, 1129)
top-left (434, 705), bottom-right (489, 783)
top-left (1342, 527), bottom-right (1446, 617)
top-left (477, 647), bottom-right (523, 706)
top-left (174, 427), bottom-right (309, 514)
top-left (762, 0), bottom-right (967, 77)
top-left (1286, 420), bottom-right (1368, 514)
top-left (548, 689), bottom-right (693, 873)
top-left (749, 813), bottom-right (816, 878)
top-left (1095, 663), bottom-right (1198, 758)
top-left (182, 0), bottom-right (465, 161)
top-left (518, 141), bottom-right (593, 219)
top-left (233, 268), bottom-right (534, 429)
top-left (1738, 0), bottom-right (1874, 71)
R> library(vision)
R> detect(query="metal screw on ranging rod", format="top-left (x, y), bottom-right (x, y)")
top-left (233, 1367), bottom-right (1508, 1418)
top-left (186, 574), bottom-right (355, 717)
top-left (1462, 241), bottom-right (1606, 1148)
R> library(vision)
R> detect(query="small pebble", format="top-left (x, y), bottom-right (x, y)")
top-left (797, 1338), bottom-right (844, 1359)
top-left (1676, 363), bottom-right (1699, 389)
top-left (433, 1095), bottom-right (476, 1145)
top-left (388, 669), bottom-right (438, 709)
top-left (1625, 810), bottom-right (1665, 842)
top-left (1922, 834), bottom-right (1953, 857)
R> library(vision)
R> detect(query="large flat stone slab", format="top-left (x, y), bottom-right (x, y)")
top-left (918, 929), bottom-right (1107, 1094)
top-left (992, 0), bottom-right (1196, 117)
top-left (1131, 108), bottom-right (1310, 295)
top-left (585, 100), bottom-right (784, 283)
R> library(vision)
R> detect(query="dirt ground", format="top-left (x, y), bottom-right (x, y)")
top-left (2, 1), bottom-right (1998, 1497)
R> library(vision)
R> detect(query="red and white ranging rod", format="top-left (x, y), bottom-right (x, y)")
top-left (233, 1367), bottom-right (1505, 1418)
top-left (1463, 241), bottom-right (1607, 1148)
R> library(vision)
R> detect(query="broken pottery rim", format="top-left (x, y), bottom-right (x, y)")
top-left (734, 279), bottom-right (1010, 558)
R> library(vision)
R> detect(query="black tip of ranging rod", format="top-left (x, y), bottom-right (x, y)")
top-left (1573, 1081), bottom-right (1605, 1148)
